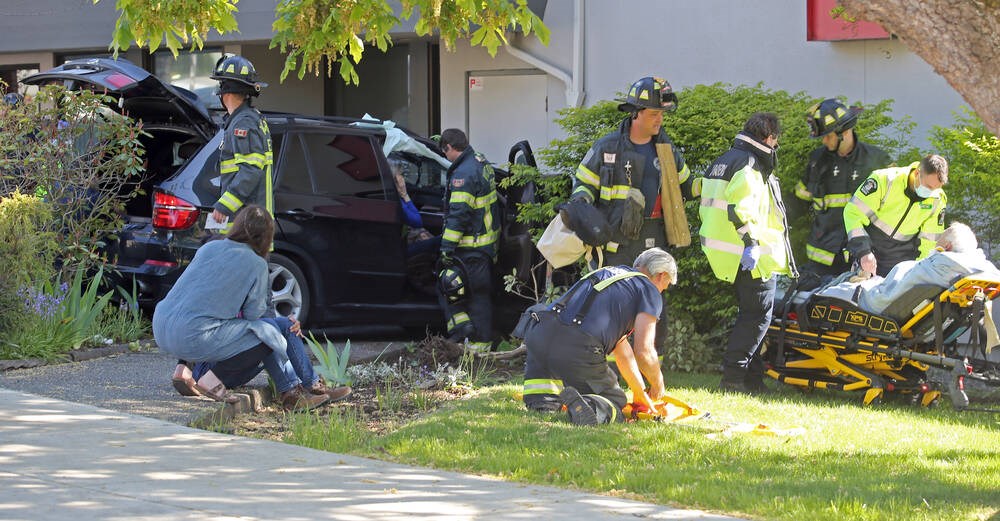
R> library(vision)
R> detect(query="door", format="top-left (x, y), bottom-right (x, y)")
top-left (467, 70), bottom-right (549, 168)
top-left (274, 129), bottom-right (407, 312)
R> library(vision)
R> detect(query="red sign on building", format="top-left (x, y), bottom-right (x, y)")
top-left (807, 0), bottom-right (890, 41)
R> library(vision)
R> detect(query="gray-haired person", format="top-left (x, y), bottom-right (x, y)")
top-left (521, 248), bottom-right (676, 425)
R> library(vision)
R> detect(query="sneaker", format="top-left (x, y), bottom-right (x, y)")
top-left (559, 386), bottom-right (598, 426)
top-left (280, 385), bottom-right (330, 411)
top-left (310, 381), bottom-right (353, 403)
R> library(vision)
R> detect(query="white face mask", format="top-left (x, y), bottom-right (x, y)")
top-left (915, 183), bottom-right (941, 199)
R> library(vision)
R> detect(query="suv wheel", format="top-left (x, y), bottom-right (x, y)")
top-left (269, 253), bottom-right (311, 324)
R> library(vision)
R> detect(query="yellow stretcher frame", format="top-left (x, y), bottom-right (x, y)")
top-left (765, 273), bottom-right (1000, 410)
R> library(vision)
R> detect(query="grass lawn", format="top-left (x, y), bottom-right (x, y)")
top-left (286, 372), bottom-right (1000, 521)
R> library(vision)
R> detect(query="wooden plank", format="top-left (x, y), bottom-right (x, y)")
top-left (656, 143), bottom-right (691, 247)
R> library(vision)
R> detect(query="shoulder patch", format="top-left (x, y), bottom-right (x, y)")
top-left (233, 128), bottom-right (248, 138)
top-left (603, 153), bottom-right (616, 164)
top-left (859, 177), bottom-right (877, 196)
top-left (452, 177), bottom-right (465, 188)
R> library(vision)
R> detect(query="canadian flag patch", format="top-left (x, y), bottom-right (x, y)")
top-left (233, 128), bottom-right (248, 138)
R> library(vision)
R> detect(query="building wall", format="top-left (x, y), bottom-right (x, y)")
top-left (440, 0), bottom-right (968, 161)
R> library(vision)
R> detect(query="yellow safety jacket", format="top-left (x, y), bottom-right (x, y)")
top-left (795, 141), bottom-right (890, 266)
top-left (214, 102), bottom-right (274, 232)
top-left (843, 163), bottom-right (946, 270)
top-left (699, 133), bottom-right (796, 283)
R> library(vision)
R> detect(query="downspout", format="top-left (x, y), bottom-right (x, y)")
top-left (505, 0), bottom-right (585, 107)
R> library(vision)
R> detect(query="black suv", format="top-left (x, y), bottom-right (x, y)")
top-left (26, 59), bottom-right (538, 333)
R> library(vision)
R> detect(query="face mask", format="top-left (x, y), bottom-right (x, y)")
top-left (915, 183), bottom-right (940, 198)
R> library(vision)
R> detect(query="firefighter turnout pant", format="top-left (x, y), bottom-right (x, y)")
top-left (522, 314), bottom-right (625, 424)
top-left (721, 269), bottom-right (776, 387)
top-left (440, 250), bottom-right (493, 348)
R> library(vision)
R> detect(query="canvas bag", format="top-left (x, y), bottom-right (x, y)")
top-left (536, 213), bottom-right (587, 268)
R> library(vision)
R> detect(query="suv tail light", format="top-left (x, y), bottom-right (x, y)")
top-left (152, 191), bottom-right (200, 230)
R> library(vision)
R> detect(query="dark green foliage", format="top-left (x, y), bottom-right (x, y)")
top-left (928, 108), bottom-right (1000, 259)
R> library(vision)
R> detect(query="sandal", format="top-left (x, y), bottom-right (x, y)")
top-left (171, 363), bottom-right (201, 397)
top-left (195, 371), bottom-right (239, 404)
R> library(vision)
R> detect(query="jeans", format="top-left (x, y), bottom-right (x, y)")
top-left (193, 317), bottom-right (318, 393)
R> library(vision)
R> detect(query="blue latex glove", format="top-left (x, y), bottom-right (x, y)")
top-left (740, 245), bottom-right (760, 271)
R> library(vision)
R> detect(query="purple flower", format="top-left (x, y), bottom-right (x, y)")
top-left (18, 284), bottom-right (67, 320)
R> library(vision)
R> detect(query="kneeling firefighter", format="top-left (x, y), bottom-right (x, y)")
top-left (522, 248), bottom-right (676, 425)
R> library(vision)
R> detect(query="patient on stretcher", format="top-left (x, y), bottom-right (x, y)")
top-left (818, 222), bottom-right (999, 315)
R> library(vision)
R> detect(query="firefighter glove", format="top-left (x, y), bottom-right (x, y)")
top-left (740, 245), bottom-right (760, 271)
top-left (437, 251), bottom-right (453, 270)
top-left (620, 188), bottom-right (646, 240)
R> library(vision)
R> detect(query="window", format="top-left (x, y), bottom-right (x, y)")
top-left (277, 134), bottom-right (312, 194)
top-left (0, 64), bottom-right (40, 98)
top-left (304, 133), bottom-right (383, 196)
top-left (152, 49), bottom-right (224, 109)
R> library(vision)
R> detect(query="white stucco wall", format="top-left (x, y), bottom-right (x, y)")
top-left (441, 0), bottom-right (969, 163)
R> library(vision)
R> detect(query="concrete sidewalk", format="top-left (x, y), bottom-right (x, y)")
top-left (0, 337), bottom-right (409, 427)
top-left (0, 388), bottom-right (740, 520)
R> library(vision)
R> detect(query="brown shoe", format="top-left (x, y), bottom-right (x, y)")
top-left (172, 363), bottom-right (201, 397)
top-left (310, 381), bottom-right (353, 403)
top-left (281, 385), bottom-right (330, 411)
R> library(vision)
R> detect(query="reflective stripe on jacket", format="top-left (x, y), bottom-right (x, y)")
top-left (699, 133), bottom-right (796, 283)
top-left (214, 103), bottom-right (273, 231)
top-left (796, 141), bottom-right (890, 265)
top-left (571, 117), bottom-right (697, 251)
top-left (441, 147), bottom-right (501, 258)
top-left (843, 163), bottom-right (946, 266)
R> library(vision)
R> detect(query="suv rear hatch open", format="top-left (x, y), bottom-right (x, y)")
top-left (23, 58), bottom-right (218, 219)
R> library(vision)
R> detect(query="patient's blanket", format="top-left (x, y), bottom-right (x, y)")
top-left (813, 249), bottom-right (998, 315)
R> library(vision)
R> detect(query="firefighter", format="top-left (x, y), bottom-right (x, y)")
top-left (797, 99), bottom-right (890, 279)
top-left (522, 248), bottom-right (675, 425)
top-left (699, 112), bottom-right (797, 394)
top-left (437, 128), bottom-right (501, 351)
top-left (208, 54), bottom-right (273, 231)
top-left (173, 54), bottom-right (274, 389)
top-left (844, 154), bottom-right (948, 278)
top-left (570, 76), bottom-right (698, 355)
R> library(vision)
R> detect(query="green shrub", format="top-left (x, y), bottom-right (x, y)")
top-left (0, 85), bottom-right (146, 275)
top-left (503, 83), bottom-right (918, 368)
top-left (0, 191), bottom-right (57, 289)
top-left (928, 108), bottom-right (1000, 259)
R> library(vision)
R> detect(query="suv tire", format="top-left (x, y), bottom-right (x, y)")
top-left (269, 253), bottom-right (311, 325)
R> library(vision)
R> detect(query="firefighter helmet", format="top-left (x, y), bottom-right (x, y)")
top-left (437, 263), bottom-right (467, 305)
top-left (806, 98), bottom-right (861, 138)
top-left (618, 76), bottom-right (678, 113)
top-left (210, 55), bottom-right (267, 96)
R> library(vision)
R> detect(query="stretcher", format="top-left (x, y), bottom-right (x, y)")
top-left (764, 271), bottom-right (1000, 410)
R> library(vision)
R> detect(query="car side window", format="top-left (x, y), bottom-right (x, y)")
top-left (302, 132), bottom-right (384, 197)
top-left (276, 133), bottom-right (312, 194)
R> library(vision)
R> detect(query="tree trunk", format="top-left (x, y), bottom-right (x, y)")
top-left (839, 0), bottom-right (1000, 136)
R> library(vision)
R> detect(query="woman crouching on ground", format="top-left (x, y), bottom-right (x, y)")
top-left (153, 205), bottom-right (328, 410)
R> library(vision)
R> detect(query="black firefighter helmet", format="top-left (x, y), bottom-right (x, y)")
top-left (806, 98), bottom-right (861, 138)
top-left (437, 258), bottom-right (468, 305)
top-left (618, 76), bottom-right (678, 113)
top-left (211, 54), bottom-right (267, 97)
